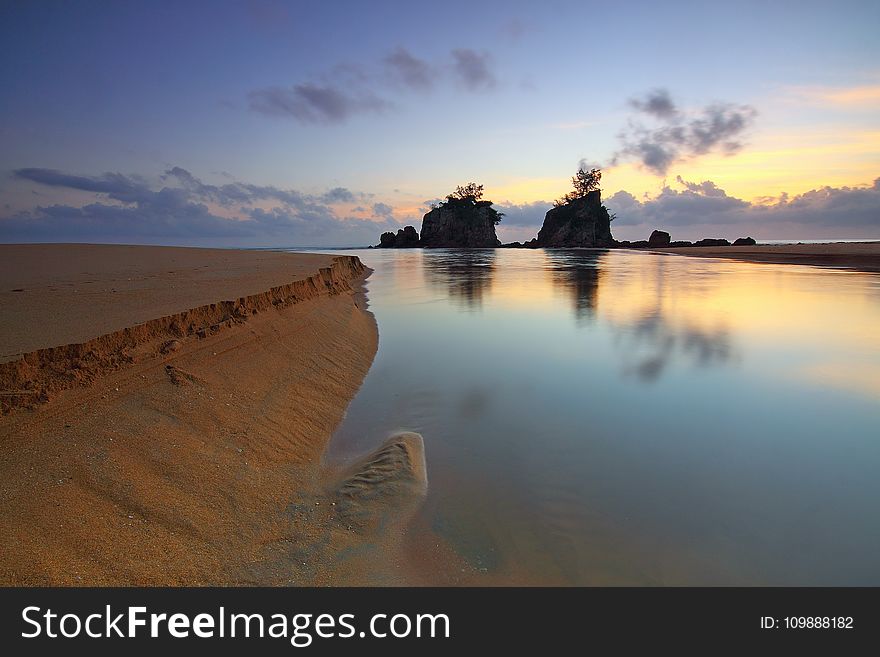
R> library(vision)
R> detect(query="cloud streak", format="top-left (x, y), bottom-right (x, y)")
top-left (8, 167), bottom-right (877, 245)
top-left (605, 176), bottom-right (880, 235)
top-left (614, 89), bottom-right (757, 175)
top-left (495, 200), bottom-right (552, 226)
top-left (248, 46), bottom-right (499, 124)
top-left (384, 47), bottom-right (435, 90)
top-left (248, 84), bottom-right (390, 123)
top-left (13, 168), bottom-right (149, 203)
top-left (4, 167), bottom-right (402, 246)
top-left (628, 88), bottom-right (678, 120)
top-left (489, 177), bottom-right (880, 238)
top-left (451, 49), bottom-right (496, 91)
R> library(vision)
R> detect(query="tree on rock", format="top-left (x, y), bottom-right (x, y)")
top-left (447, 182), bottom-right (484, 203)
top-left (555, 167), bottom-right (602, 207)
top-left (573, 167), bottom-right (601, 195)
top-left (439, 182), bottom-right (501, 225)
top-left (537, 166), bottom-right (615, 247)
top-left (420, 183), bottom-right (503, 247)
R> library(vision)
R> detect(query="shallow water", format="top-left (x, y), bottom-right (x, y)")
top-left (320, 248), bottom-right (880, 585)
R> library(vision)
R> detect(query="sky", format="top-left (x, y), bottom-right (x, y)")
top-left (0, 0), bottom-right (878, 246)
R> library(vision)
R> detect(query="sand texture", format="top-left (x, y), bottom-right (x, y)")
top-left (0, 245), bottom-right (403, 584)
top-left (659, 241), bottom-right (880, 272)
top-left (0, 245), bottom-right (367, 413)
top-left (0, 244), bottom-right (354, 362)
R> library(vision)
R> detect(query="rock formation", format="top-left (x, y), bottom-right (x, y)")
top-left (377, 225), bottom-right (420, 248)
top-left (535, 190), bottom-right (614, 248)
top-left (648, 230), bottom-right (671, 247)
top-left (420, 198), bottom-right (501, 248)
top-left (694, 238), bottom-right (731, 247)
top-left (733, 236), bottom-right (756, 246)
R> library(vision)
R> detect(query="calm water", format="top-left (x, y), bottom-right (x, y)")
top-left (320, 248), bottom-right (880, 585)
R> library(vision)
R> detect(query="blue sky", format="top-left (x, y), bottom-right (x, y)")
top-left (1, 0), bottom-right (878, 245)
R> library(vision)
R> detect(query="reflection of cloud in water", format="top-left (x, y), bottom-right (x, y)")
top-left (543, 250), bottom-right (604, 322)
top-left (458, 386), bottom-right (491, 420)
top-left (615, 312), bottom-right (734, 382)
top-left (422, 249), bottom-right (497, 309)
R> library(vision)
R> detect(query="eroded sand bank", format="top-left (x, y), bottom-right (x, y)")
top-left (0, 245), bottom-right (424, 584)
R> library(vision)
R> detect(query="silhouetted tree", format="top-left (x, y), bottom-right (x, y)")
top-left (438, 182), bottom-right (501, 224)
top-left (572, 167), bottom-right (601, 195)
top-left (447, 182), bottom-right (484, 203)
top-left (554, 167), bottom-right (602, 207)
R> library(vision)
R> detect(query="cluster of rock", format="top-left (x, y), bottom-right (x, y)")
top-left (378, 225), bottom-right (420, 248)
top-left (616, 230), bottom-right (757, 249)
top-left (618, 235), bottom-right (757, 248)
top-left (376, 197), bottom-right (501, 249)
top-left (376, 189), bottom-right (614, 249)
top-left (373, 187), bottom-right (756, 250)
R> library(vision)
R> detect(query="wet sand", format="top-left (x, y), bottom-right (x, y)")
top-left (0, 244), bottom-right (411, 584)
top-left (658, 241), bottom-right (880, 272)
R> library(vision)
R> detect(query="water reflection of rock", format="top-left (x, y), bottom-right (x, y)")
top-left (616, 313), bottom-right (734, 382)
top-left (422, 249), bottom-right (497, 308)
top-left (543, 250), bottom-right (604, 322)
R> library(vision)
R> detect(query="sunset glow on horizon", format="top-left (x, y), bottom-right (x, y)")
top-left (1, 0), bottom-right (877, 246)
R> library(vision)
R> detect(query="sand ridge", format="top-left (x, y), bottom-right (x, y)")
top-left (0, 244), bottom-right (348, 361)
top-left (1, 249), bottom-right (366, 413)
top-left (0, 246), bottom-right (387, 584)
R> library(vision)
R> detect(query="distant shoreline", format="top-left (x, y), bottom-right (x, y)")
top-left (368, 239), bottom-right (880, 273)
top-left (654, 241), bottom-right (880, 273)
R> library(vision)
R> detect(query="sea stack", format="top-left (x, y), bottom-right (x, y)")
top-left (535, 190), bottom-right (614, 248)
top-left (420, 198), bottom-right (501, 248)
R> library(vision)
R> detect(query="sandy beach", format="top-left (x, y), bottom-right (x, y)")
top-left (6, 241), bottom-right (877, 587)
top-left (0, 245), bottom-right (409, 584)
top-left (658, 241), bottom-right (880, 272)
